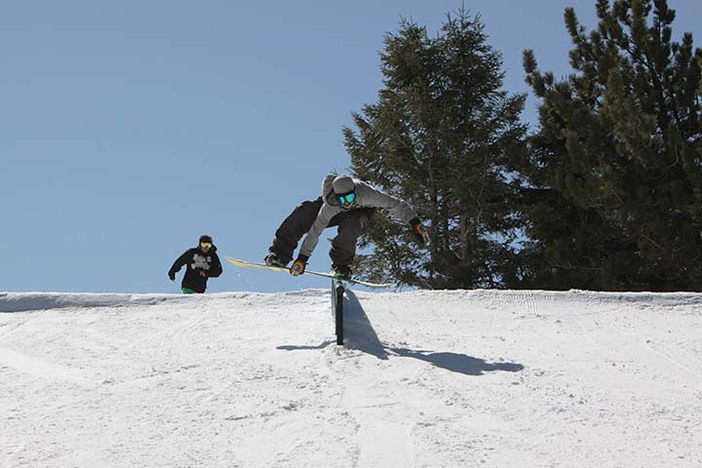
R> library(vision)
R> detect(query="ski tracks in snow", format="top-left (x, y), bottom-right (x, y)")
top-left (330, 346), bottom-right (416, 467)
top-left (3, 290), bottom-right (702, 467)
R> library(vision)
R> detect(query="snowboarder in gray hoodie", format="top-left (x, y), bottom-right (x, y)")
top-left (265, 174), bottom-right (430, 280)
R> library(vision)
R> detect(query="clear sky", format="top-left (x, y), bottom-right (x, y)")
top-left (2, 1), bottom-right (701, 293)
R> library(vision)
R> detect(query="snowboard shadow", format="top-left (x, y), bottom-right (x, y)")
top-left (385, 347), bottom-right (524, 376)
top-left (277, 340), bottom-right (335, 351)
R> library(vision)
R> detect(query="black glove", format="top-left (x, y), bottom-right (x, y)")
top-left (289, 254), bottom-right (309, 276)
top-left (168, 272), bottom-right (176, 281)
top-left (409, 217), bottom-right (430, 247)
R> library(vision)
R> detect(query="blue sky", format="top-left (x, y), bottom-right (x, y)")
top-left (2, 1), bottom-right (701, 293)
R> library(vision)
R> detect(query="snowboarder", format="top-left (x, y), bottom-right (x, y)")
top-left (168, 234), bottom-right (223, 293)
top-left (265, 174), bottom-right (430, 280)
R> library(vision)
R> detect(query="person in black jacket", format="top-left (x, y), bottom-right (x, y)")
top-left (168, 234), bottom-right (223, 293)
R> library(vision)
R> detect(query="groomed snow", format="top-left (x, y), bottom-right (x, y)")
top-left (2, 288), bottom-right (701, 467)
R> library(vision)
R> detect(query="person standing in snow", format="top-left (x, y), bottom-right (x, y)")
top-left (264, 174), bottom-right (430, 280)
top-left (168, 234), bottom-right (223, 294)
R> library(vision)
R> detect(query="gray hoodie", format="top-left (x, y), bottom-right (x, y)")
top-left (299, 175), bottom-right (418, 258)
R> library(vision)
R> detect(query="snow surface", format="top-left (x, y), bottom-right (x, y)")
top-left (1, 288), bottom-right (702, 467)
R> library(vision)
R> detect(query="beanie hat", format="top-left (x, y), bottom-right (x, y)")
top-left (199, 234), bottom-right (213, 244)
top-left (331, 176), bottom-right (355, 195)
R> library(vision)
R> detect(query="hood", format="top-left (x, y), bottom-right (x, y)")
top-left (322, 174), bottom-right (340, 206)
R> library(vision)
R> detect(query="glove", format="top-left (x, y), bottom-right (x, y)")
top-left (290, 254), bottom-right (309, 276)
top-left (409, 217), bottom-right (431, 247)
top-left (168, 272), bottom-right (176, 281)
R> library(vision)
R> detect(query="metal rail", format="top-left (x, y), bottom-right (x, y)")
top-left (331, 278), bottom-right (344, 345)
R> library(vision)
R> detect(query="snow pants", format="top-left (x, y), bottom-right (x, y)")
top-left (268, 197), bottom-right (375, 267)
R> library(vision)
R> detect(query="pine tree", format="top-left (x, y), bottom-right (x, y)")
top-left (344, 9), bottom-right (526, 288)
top-left (517, 0), bottom-right (702, 290)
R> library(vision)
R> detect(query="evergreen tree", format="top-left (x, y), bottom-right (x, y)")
top-left (344, 9), bottom-right (526, 288)
top-left (517, 0), bottom-right (702, 290)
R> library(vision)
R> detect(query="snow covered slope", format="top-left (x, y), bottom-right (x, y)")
top-left (1, 289), bottom-right (701, 467)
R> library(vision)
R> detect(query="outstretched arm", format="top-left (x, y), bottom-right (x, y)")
top-left (359, 184), bottom-right (418, 224)
top-left (298, 203), bottom-right (339, 259)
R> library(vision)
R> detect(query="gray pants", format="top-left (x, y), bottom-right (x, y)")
top-left (269, 197), bottom-right (374, 266)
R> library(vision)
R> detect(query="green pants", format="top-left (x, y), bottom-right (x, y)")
top-left (181, 288), bottom-right (201, 294)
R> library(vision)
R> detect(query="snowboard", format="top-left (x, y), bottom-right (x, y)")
top-left (224, 256), bottom-right (392, 288)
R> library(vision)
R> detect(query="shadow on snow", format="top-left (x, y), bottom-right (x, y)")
top-left (278, 289), bottom-right (524, 377)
